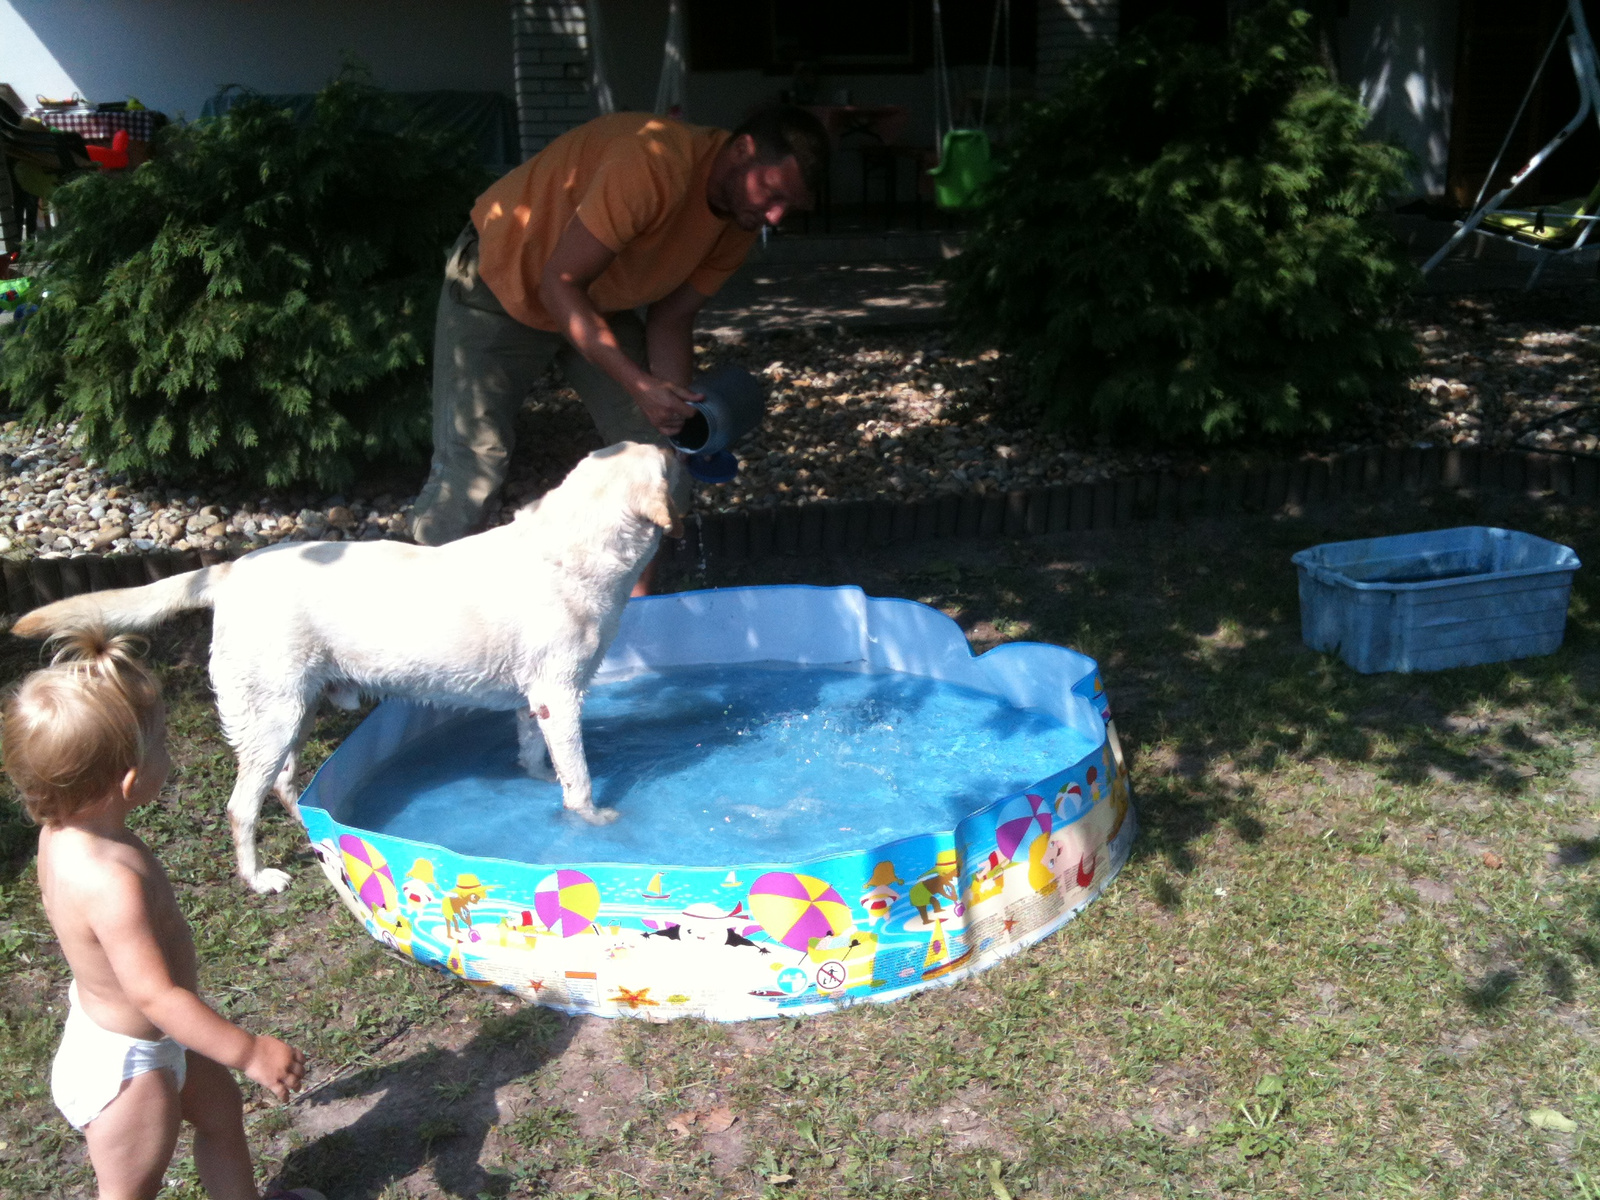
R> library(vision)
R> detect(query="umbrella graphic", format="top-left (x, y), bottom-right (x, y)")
top-left (748, 872), bottom-right (853, 955)
top-left (995, 793), bottom-right (1052, 863)
top-left (338, 834), bottom-right (399, 914)
top-left (533, 869), bottom-right (601, 937)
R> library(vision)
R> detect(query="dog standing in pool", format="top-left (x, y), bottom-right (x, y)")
top-left (12, 442), bottom-right (684, 894)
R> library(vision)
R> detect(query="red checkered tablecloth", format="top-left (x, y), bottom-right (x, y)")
top-left (27, 108), bottom-right (163, 141)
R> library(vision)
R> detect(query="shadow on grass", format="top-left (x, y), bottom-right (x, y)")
top-left (1464, 967), bottom-right (1520, 1012)
top-left (275, 1003), bottom-right (570, 1200)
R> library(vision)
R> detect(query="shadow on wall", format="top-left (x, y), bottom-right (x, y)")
top-left (4, 0), bottom-right (511, 120)
top-left (1339, 0), bottom-right (1459, 200)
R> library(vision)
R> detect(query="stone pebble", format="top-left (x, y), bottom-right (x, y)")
top-left (0, 421), bottom-right (413, 560)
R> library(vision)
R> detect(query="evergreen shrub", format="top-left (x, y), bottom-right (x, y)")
top-left (943, 1), bottom-right (1419, 444)
top-left (0, 74), bottom-right (488, 489)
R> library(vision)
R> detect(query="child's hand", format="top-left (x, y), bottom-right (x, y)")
top-left (244, 1035), bottom-right (305, 1101)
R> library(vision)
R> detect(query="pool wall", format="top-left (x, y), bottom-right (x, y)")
top-left (298, 586), bottom-right (1134, 1020)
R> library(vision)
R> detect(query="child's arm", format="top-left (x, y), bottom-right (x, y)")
top-left (87, 868), bottom-right (304, 1099)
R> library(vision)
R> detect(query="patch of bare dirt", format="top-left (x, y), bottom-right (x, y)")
top-left (870, 1084), bottom-right (1027, 1157)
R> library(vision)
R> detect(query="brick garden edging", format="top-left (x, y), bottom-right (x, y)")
top-left (660, 444), bottom-right (1599, 569)
top-left (3, 444), bottom-right (1595, 617)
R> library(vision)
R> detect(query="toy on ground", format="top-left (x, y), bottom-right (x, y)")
top-left (0, 277), bottom-right (38, 329)
top-left (85, 129), bottom-right (129, 170)
top-left (300, 585), bottom-right (1134, 1020)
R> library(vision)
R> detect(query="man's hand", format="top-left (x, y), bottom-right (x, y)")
top-left (632, 378), bottom-right (702, 437)
top-left (243, 1034), bottom-right (306, 1101)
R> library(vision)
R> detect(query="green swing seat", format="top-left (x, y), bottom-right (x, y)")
top-left (927, 128), bottom-right (993, 210)
top-left (1478, 177), bottom-right (1600, 248)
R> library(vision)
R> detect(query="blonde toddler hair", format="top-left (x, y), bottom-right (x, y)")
top-left (3, 627), bottom-right (164, 824)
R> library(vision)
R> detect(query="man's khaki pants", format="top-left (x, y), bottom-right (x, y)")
top-left (410, 224), bottom-right (685, 546)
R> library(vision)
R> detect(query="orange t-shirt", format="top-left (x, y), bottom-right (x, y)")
top-left (470, 113), bottom-right (758, 332)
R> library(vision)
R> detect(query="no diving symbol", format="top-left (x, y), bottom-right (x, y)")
top-left (814, 960), bottom-right (848, 992)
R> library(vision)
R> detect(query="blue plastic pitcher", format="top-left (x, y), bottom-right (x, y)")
top-left (669, 364), bottom-right (767, 483)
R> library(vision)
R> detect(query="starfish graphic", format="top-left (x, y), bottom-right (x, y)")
top-left (610, 986), bottom-right (660, 1009)
top-left (1002, 917), bottom-right (1017, 935)
top-left (527, 978), bottom-right (545, 994)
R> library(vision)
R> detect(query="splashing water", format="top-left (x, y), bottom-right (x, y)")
top-left (338, 662), bottom-right (1098, 867)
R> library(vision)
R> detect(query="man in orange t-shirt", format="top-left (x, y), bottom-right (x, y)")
top-left (410, 105), bottom-right (829, 563)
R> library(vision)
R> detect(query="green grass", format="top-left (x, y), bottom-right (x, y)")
top-left (3, 486), bottom-right (1600, 1198)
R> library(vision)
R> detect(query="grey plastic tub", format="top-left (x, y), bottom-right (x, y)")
top-left (1291, 526), bottom-right (1581, 673)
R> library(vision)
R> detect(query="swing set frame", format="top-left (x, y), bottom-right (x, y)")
top-left (1423, 0), bottom-right (1600, 287)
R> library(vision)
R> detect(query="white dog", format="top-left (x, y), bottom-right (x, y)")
top-left (13, 442), bottom-right (684, 893)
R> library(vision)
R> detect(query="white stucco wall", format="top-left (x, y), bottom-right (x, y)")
top-left (2, 0), bottom-right (513, 120)
top-left (1339, 0), bottom-right (1458, 200)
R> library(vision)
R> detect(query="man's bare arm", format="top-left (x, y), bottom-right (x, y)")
top-left (539, 214), bottom-right (701, 436)
top-left (646, 281), bottom-right (710, 390)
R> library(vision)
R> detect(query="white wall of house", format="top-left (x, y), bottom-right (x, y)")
top-left (1338, 0), bottom-right (1458, 200)
top-left (1, 0), bottom-right (513, 120)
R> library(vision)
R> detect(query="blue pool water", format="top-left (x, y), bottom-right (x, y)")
top-left (338, 663), bottom-right (1099, 867)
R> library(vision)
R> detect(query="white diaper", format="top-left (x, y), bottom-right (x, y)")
top-left (51, 982), bottom-right (188, 1130)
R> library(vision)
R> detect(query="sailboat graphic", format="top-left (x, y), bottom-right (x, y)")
top-left (721, 871), bottom-right (741, 889)
top-left (640, 872), bottom-right (671, 900)
top-left (920, 918), bottom-right (975, 981)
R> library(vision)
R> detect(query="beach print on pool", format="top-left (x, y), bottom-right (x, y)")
top-left (298, 586), bottom-right (1135, 1020)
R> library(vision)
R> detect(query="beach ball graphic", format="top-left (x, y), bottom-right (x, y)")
top-left (995, 793), bottom-right (1052, 863)
top-left (533, 869), bottom-right (601, 937)
top-left (748, 872), bottom-right (853, 953)
top-left (338, 835), bottom-right (399, 914)
top-left (1056, 780), bottom-right (1086, 820)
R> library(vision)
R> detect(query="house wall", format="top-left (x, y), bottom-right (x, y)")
top-left (513, 1), bottom-right (598, 155)
top-left (529, 0), bottom-right (1111, 201)
top-left (1036, 0), bottom-right (1119, 93)
top-left (1, 0), bottom-right (512, 121)
top-left (1337, 0), bottom-right (1459, 200)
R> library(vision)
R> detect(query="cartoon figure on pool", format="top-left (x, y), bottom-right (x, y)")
top-left (966, 850), bottom-right (1007, 906)
top-left (442, 874), bottom-right (494, 941)
top-left (909, 849), bottom-right (961, 924)
top-left (1043, 784), bottom-right (1127, 904)
top-left (403, 858), bottom-right (440, 912)
top-left (859, 861), bottom-right (903, 927)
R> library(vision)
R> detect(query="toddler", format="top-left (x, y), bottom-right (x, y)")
top-left (5, 629), bottom-right (322, 1200)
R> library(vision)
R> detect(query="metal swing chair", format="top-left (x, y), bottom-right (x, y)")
top-left (927, 0), bottom-right (1011, 210)
top-left (1423, 0), bottom-right (1600, 287)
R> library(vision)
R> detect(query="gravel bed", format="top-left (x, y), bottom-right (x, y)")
top-left (1402, 289), bottom-right (1600, 453)
top-left (2, 287), bottom-right (1598, 560)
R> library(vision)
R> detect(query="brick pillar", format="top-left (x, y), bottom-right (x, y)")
top-left (1035, 0), bottom-right (1120, 94)
top-left (511, 1), bottom-right (598, 159)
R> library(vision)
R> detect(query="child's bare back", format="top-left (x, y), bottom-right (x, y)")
top-left (40, 817), bottom-right (199, 1038)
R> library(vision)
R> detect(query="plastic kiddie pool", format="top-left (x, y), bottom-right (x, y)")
top-left (299, 586), bottom-right (1134, 1020)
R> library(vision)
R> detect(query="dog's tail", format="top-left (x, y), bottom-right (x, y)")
top-left (11, 564), bottom-right (231, 640)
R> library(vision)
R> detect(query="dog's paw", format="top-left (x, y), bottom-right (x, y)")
top-left (249, 868), bottom-right (293, 894)
top-left (572, 806), bottom-right (620, 826)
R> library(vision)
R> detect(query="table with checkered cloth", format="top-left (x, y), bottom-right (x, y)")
top-left (27, 108), bottom-right (164, 141)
